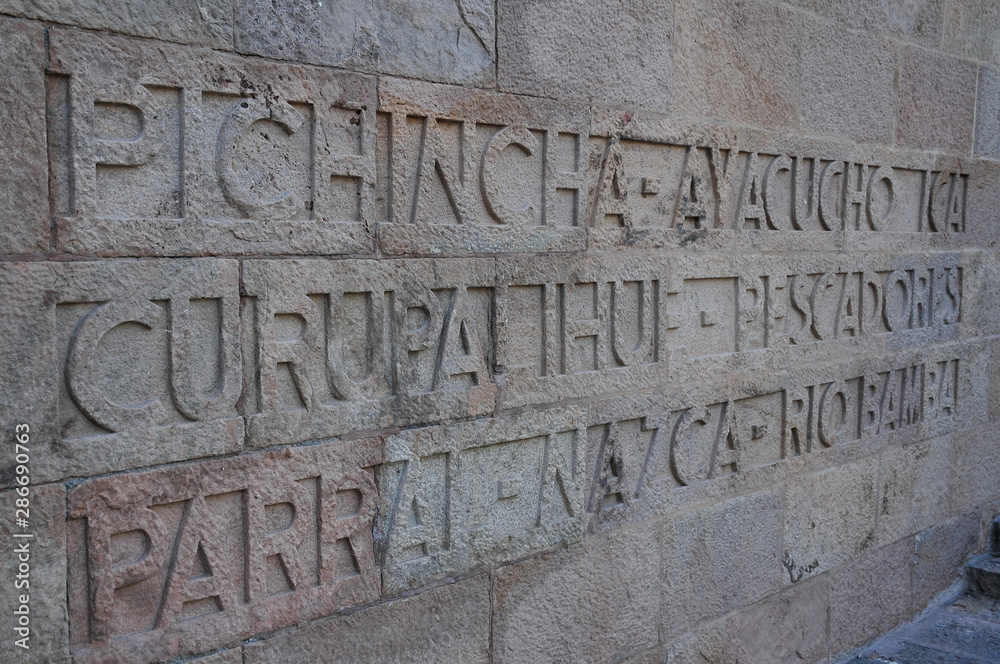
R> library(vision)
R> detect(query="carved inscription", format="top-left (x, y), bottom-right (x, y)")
top-left (376, 78), bottom-right (589, 254)
top-left (66, 439), bottom-right (380, 664)
top-left (242, 258), bottom-right (496, 447)
top-left (377, 408), bottom-right (585, 593)
top-left (585, 349), bottom-right (965, 532)
top-left (496, 256), bottom-right (670, 408)
top-left (47, 29), bottom-right (375, 256)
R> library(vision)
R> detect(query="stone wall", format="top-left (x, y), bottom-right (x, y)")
top-left (1, 1), bottom-right (999, 662)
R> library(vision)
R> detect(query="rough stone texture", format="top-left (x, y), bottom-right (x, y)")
top-left (0, 0), bottom-right (232, 48)
top-left (785, 0), bottom-right (947, 46)
top-left (662, 489), bottom-right (784, 637)
top-left (943, 0), bottom-right (1000, 64)
top-left (66, 438), bottom-right (380, 664)
top-left (492, 525), bottom-right (660, 664)
top-left (234, 0), bottom-right (495, 87)
top-left (784, 460), bottom-right (879, 584)
top-left (913, 513), bottom-right (981, 607)
top-left (725, 576), bottom-right (830, 664)
top-left (0, 17), bottom-right (48, 255)
top-left (876, 436), bottom-right (952, 547)
top-left (949, 424), bottom-right (1000, 515)
top-left (0, 483), bottom-right (68, 664)
top-left (672, 0), bottom-right (803, 129)
top-left (0, 259), bottom-right (243, 485)
top-left (190, 650), bottom-right (243, 664)
top-left (497, 0), bottom-right (672, 108)
top-left (799, 25), bottom-right (896, 144)
top-left (244, 576), bottom-right (491, 663)
top-left (897, 45), bottom-right (978, 154)
top-left (976, 66), bottom-right (1000, 160)
top-left (829, 537), bottom-right (915, 652)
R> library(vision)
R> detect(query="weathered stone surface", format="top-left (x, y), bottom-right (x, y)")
top-left (492, 525), bottom-right (660, 663)
top-left (377, 408), bottom-right (586, 593)
top-left (662, 489), bottom-right (784, 637)
top-left (784, 459), bottom-right (879, 583)
top-left (190, 649), bottom-right (243, 664)
top-left (496, 255), bottom-right (671, 408)
top-left (376, 77), bottom-right (589, 255)
top-left (245, 576), bottom-right (490, 663)
top-left (949, 424), bottom-right (1000, 514)
top-left (829, 537), bottom-right (914, 652)
top-left (0, 483), bottom-right (69, 664)
top-left (47, 28), bottom-right (376, 257)
top-left (876, 436), bottom-right (952, 547)
top-left (241, 258), bottom-right (496, 448)
top-left (0, 0), bottom-right (232, 48)
top-left (943, 0), bottom-right (1000, 63)
top-left (0, 17), bottom-right (48, 255)
top-left (497, 0), bottom-right (672, 108)
top-left (976, 66), bottom-right (1000, 160)
top-left (799, 26), bottom-right (896, 144)
top-left (66, 438), bottom-right (380, 664)
top-left (897, 45), bottom-right (978, 154)
top-left (725, 575), bottom-right (830, 664)
top-left (0, 260), bottom-right (242, 485)
top-left (663, 618), bottom-right (727, 664)
top-left (784, 0), bottom-right (946, 46)
top-left (234, 0), bottom-right (495, 86)
top-left (672, 0), bottom-right (802, 130)
top-left (913, 512), bottom-right (980, 606)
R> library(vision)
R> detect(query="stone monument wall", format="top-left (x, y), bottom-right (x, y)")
top-left (2, 1), bottom-right (1000, 662)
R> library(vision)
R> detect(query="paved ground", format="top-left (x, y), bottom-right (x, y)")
top-left (843, 590), bottom-right (1000, 663)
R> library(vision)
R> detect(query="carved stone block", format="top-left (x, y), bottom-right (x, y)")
top-left (66, 438), bottom-right (380, 664)
top-left (0, 259), bottom-right (242, 484)
top-left (47, 29), bottom-right (376, 257)
top-left (377, 408), bottom-right (586, 593)
top-left (242, 257), bottom-right (497, 447)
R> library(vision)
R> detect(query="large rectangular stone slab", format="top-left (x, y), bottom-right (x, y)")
top-left (66, 438), bottom-right (380, 664)
top-left (943, 0), bottom-right (1000, 64)
top-left (0, 483), bottom-right (69, 664)
top-left (376, 77), bottom-right (589, 255)
top-left (241, 257), bottom-right (496, 447)
top-left (245, 575), bottom-right (490, 663)
top-left (496, 0), bottom-right (673, 108)
top-left (913, 512), bottom-right (981, 607)
top-left (47, 29), bottom-right (376, 257)
top-left (234, 0), bottom-right (495, 87)
top-left (784, 0), bottom-right (946, 46)
top-left (492, 525), bottom-right (661, 664)
top-left (897, 45), bottom-right (978, 155)
top-left (377, 407), bottom-right (586, 593)
top-left (496, 255), bottom-right (671, 408)
top-left (0, 260), bottom-right (242, 485)
top-left (0, 17), bottom-right (48, 255)
top-left (661, 488), bottom-right (784, 637)
top-left (0, 0), bottom-right (233, 49)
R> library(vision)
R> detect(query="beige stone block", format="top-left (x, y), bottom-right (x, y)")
top-left (784, 0), bottom-right (946, 46)
top-left (664, 618), bottom-right (727, 664)
top-left (376, 77), bottom-right (589, 255)
top-left (234, 0), bottom-right (494, 87)
top-left (377, 408), bottom-right (587, 593)
top-left (725, 575), bottom-right (830, 664)
top-left (829, 537), bottom-right (914, 652)
top-left (0, 483), bottom-right (68, 663)
top-left (0, 17), bottom-right (48, 255)
top-left (0, 260), bottom-right (243, 485)
top-left (191, 649), bottom-right (242, 664)
top-left (66, 438), bottom-right (380, 664)
top-left (672, 0), bottom-right (803, 130)
top-left (492, 525), bottom-right (660, 663)
top-left (496, 0), bottom-right (673, 108)
top-left (876, 436), bottom-right (952, 547)
top-left (913, 512), bottom-right (980, 608)
top-left (47, 28), bottom-right (376, 257)
top-left (897, 45), bottom-right (978, 154)
top-left (799, 25), bottom-right (897, 144)
top-left (245, 576), bottom-right (490, 664)
top-left (784, 459), bottom-right (878, 583)
top-left (0, 0), bottom-right (232, 48)
top-left (943, 0), bottom-right (1000, 64)
top-left (241, 258), bottom-right (497, 448)
top-left (662, 488), bottom-right (784, 637)
top-left (949, 424), bottom-right (1000, 514)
